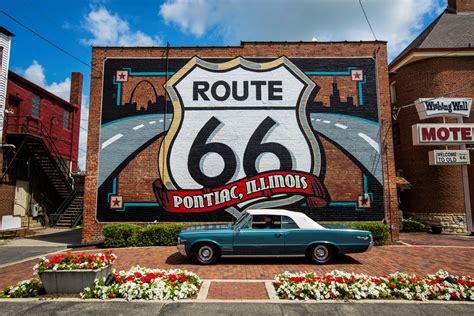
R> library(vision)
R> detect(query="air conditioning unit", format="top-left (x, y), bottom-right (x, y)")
top-left (31, 203), bottom-right (41, 218)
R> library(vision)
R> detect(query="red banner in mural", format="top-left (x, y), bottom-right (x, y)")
top-left (153, 171), bottom-right (329, 213)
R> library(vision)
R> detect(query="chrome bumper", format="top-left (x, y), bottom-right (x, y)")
top-left (368, 241), bottom-right (375, 251)
top-left (177, 244), bottom-right (187, 256)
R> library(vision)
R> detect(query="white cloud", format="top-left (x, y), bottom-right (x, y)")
top-left (23, 60), bottom-right (71, 101)
top-left (159, 0), bottom-right (445, 60)
top-left (81, 7), bottom-right (162, 46)
top-left (22, 60), bottom-right (88, 171)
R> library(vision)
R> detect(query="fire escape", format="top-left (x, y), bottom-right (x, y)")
top-left (2, 116), bottom-right (82, 227)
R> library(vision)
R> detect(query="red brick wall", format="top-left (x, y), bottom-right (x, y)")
top-left (390, 57), bottom-right (474, 217)
top-left (0, 182), bottom-right (15, 217)
top-left (5, 75), bottom-right (81, 172)
top-left (83, 42), bottom-right (399, 243)
top-left (448, 0), bottom-right (474, 12)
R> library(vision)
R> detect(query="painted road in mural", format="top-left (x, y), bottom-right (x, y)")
top-left (98, 113), bottom-right (381, 188)
top-left (309, 113), bottom-right (382, 184)
top-left (98, 114), bottom-right (171, 187)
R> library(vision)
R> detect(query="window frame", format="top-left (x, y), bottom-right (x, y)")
top-left (281, 216), bottom-right (300, 229)
top-left (63, 109), bottom-right (71, 130)
top-left (31, 94), bottom-right (41, 117)
top-left (390, 81), bottom-right (397, 104)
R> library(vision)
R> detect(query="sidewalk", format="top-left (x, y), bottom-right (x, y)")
top-left (0, 228), bottom-right (82, 266)
top-left (0, 300), bottom-right (473, 316)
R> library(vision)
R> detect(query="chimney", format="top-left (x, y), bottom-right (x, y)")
top-left (448, 0), bottom-right (474, 13)
top-left (70, 72), bottom-right (83, 106)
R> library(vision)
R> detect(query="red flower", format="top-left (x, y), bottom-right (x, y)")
top-left (389, 283), bottom-right (396, 289)
top-left (169, 274), bottom-right (177, 282)
top-left (108, 293), bottom-right (114, 298)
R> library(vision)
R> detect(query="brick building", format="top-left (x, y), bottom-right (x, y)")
top-left (389, 0), bottom-right (474, 233)
top-left (83, 41), bottom-right (398, 243)
top-left (0, 27), bottom-right (84, 228)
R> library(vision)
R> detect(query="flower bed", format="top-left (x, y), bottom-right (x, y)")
top-left (274, 270), bottom-right (474, 301)
top-left (1, 279), bottom-right (44, 298)
top-left (80, 266), bottom-right (201, 300)
top-left (34, 251), bottom-right (117, 273)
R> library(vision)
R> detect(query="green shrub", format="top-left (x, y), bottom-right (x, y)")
top-left (103, 224), bottom-right (140, 247)
top-left (322, 221), bottom-right (389, 246)
top-left (401, 218), bottom-right (425, 232)
top-left (2, 279), bottom-right (44, 298)
top-left (129, 224), bottom-right (190, 247)
top-left (103, 221), bottom-right (389, 248)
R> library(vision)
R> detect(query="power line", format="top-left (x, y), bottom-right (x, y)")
top-left (0, 10), bottom-right (92, 70)
top-left (358, 0), bottom-right (377, 41)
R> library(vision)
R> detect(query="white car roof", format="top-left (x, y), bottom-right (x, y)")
top-left (246, 209), bottom-right (325, 229)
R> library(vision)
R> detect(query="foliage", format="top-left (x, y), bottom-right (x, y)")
top-left (104, 221), bottom-right (389, 247)
top-left (103, 224), bottom-right (141, 247)
top-left (128, 224), bottom-right (190, 247)
top-left (323, 221), bottom-right (389, 246)
top-left (34, 251), bottom-right (116, 273)
top-left (274, 270), bottom-right (474, 301)
top-left (401, 218), bottom-right (425, 232)
top-left (80, 266), bottom-right (201, 300)
top-left (2, 279), bottom-right (44, 298)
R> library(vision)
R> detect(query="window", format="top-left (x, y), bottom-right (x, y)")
top-left (63, 109), bottom-right (71, 129)
top-left (390, 82), bottom-right (397, 104)
top-left (393, 123), bottom-right (401, 145)
top-left (282, 216), bottom-right (299, 229)
top-left (32, 94), bottom-right (41, 117)
top-left (8, 95), bottom-right (21, 107)
top-left (251, 215), bottom-right (281, 229)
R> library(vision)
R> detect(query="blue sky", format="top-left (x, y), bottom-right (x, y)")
top-left (0, 0), bottom-right (446, 169)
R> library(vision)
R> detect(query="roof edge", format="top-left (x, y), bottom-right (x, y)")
top-left (8, 71), bottom-right (79, 109)
top-left (389, 47), bottom-right (474, 71)
top-left (91, 40), bottom-right (387, 49)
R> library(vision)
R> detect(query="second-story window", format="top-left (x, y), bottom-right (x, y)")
top-left (63, 109), bottom-right (71, 129)
top-left (32, 94), bottom-right (41, 117)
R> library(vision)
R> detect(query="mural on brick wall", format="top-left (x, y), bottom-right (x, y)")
top-left (97, 56), bottom-right (384, 222)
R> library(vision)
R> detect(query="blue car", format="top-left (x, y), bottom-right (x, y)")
top-left (177, 209), bottom-right (373, 264)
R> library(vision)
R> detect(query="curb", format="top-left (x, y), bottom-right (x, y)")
top-left (1, 298), bottom-right (473, 304)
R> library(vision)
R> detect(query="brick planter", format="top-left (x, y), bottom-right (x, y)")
top-left (39, 264), bottom-right (113, 294)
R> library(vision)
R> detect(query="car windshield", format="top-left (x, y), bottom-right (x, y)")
top-left (232, 211), bottom-right (250, 227)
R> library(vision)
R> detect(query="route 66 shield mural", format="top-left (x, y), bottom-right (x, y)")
top-left (153, 57), bottom-right (329, 216)
top-left (96, 55), bottom-right (384, 223)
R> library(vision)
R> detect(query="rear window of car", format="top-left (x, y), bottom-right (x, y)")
top-left (282, 216), bottom-right (299, 229)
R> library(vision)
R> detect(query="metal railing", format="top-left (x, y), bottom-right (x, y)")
top-left (6, 116), bottom-right (74, 189)
top-left (50, 190), bottom-right (76, 227)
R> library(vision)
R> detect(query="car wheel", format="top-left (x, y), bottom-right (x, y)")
top-left (308, 244), bottom-right (334, 264)
top-left (193, 243), bottom-right (219, 265)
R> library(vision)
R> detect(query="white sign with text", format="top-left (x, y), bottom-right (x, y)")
top-left (415, 98), bottom-right (472, 120)
top-left (428, 150), bottom-right (470, 166)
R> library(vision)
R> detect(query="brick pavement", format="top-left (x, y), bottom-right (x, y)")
top-left (400, 233), bottom-right (474, 246)
top-left (206, 282), bottom-right (268, 300)
top-left (1, 242), bottom-right (473, 290)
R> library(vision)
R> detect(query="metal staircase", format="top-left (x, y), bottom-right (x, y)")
top-left (4, 116), bottom-right (79, 227)
top-left (55, 194), bottom-right (83, 227)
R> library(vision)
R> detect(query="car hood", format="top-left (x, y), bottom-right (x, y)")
top-left (180, 224), bottom-right (233, 233)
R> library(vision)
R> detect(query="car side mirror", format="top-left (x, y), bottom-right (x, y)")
top-left (235, 226), bottom-right (240, 233)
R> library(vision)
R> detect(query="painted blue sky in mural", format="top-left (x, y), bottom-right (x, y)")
top-left (0, 0), bottom-right (446, 169)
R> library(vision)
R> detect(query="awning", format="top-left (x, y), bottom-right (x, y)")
top-left (396, 176), bottom-right (411, 190)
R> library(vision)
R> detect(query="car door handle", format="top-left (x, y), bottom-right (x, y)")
top-left (274, 233), bottom-right (283, 238)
